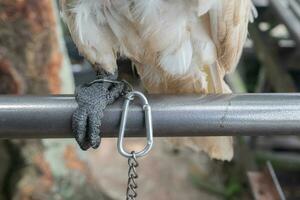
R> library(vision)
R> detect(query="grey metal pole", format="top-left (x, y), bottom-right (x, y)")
top-left (0, 94), bottom-right (299, 139)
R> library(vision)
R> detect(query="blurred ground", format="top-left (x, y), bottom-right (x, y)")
top-left (12, 138), bottom-right (226, 200)
top-left (82, 139), bottom-right (222, 200)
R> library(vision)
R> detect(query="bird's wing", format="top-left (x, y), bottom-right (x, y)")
top-left (209, 0), bottom-right (254, 74)
top-left (60, 0), bottom-right (118, 73)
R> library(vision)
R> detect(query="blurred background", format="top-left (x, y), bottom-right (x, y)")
top-left (0, 0), bottom-right (300, 199)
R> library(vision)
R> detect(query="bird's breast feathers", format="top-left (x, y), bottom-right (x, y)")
top-left (62, 0), bottom-right (254, 88)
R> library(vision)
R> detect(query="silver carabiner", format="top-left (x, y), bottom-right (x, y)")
top-left (117, 91), bottom-right (154, 158)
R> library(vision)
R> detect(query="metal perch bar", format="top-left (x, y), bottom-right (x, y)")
top-left (0, 94), bottom-right (299, 139)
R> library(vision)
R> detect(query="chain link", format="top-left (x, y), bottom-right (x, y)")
top-left (126, 151), bottom-right (139, 200)
top-left (118, 91), bottom-right (153, 200)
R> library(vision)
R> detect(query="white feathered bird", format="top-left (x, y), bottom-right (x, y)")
top-left (60, 0), bottom-right (256, 161)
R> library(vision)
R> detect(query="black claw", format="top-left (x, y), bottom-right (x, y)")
top-left (91, 138), bottom-right (101, 149)
top-left (88, 112), bottom-right (102, 149)
top-left (72, 109), bottom-right (89, 150)
top-left (79, 141), bottom-right (91, 151)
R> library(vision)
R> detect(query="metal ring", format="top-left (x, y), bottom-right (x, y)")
top-left (117, 91), bottom-right (154, 158)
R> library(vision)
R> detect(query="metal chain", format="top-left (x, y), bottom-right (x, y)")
top-left (118, 91), bottom-right (153, 200)
top-left (126, 151), bottom-right (139, 200)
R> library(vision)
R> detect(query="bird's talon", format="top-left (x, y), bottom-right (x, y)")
top-left (72, 72), bottom-right (126, 151)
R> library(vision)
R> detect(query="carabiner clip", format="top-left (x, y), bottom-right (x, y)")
top-left (117, 91), bottom-right (154, 158)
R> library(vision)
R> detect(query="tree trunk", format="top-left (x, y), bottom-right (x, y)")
top-left (0, 0), bottom-right (74, 95)
top-left (0, 1), bottom-right (76, 199)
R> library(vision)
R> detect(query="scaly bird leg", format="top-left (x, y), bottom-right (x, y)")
top-left (72, 69), bottom-right (126, 150)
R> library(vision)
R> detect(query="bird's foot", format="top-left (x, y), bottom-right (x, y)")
top-left (72, 70), bottom-right (128, 150)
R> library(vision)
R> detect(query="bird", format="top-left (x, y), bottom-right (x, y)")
top-left (60, 0), bottom-right (256, 161)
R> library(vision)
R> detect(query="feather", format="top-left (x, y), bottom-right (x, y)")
top-left (132, 0), bottom-right (161, 23)
top-left (209, 0), bottom-right (253, 73)
top-left (159, 38), bottom-right (193, 75)
top-left (196, 0), bottom-right (217, 16)
top-left (61, 0), bottom-right (254, 161)
top-left (61, 0), bottom-right (118, 73)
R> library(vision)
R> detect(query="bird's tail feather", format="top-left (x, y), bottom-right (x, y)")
top-left (136, 64), bottom-right (234, 161)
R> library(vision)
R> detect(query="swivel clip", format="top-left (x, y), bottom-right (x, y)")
top-left (117, 91), bottom-right (154, 158)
